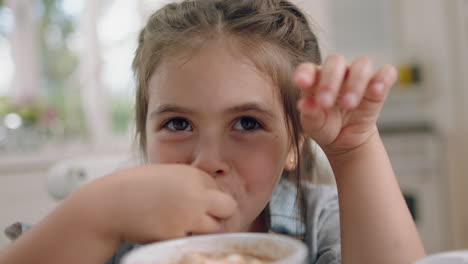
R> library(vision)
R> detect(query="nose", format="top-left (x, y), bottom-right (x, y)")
top-left (191, 137), bottom-right (229, 177)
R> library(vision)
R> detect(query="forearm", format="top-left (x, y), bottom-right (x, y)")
top-left (0, 190), bottom-right (120, 264)
top-left (328, 132), bottom-right (425, 264)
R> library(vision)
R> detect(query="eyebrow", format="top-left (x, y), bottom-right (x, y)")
top-left (225, 102), bottom-right (277, 119)
top-left (148, 102), bottom-right (277, 120)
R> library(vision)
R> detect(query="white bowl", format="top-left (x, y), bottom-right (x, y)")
top-left (121, 233), bottom-right (308, 264)
top-left (414, 251), bottom-right (468, 264)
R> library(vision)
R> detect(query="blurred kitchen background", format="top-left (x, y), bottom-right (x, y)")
top-left (0, 0), bottom-right (467, 254)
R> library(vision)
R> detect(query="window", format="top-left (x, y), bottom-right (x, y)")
top-left (0, 0), bottom-right (166, 154)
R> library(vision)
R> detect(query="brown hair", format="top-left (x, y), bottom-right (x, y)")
top-left (132, 0), bottom-right (321, 232)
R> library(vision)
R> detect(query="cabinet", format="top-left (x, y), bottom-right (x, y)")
top-left (325, 0), bottom-right (467, 252)
top-left (382, 131), bottom-right (448, 253)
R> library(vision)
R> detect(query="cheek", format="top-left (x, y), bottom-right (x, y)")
top-left (232, 135), bottom-right (289, 193)
top-left (221, 134), bottom-right (288, 231)
top-left (146, 135), bottom-right (192, 164)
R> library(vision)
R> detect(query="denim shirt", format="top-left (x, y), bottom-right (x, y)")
top-left (5, 179), bottom-right (341, 264)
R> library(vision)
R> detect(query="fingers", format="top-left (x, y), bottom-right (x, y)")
top-left (164, 190), bottom-right (236, 238)
top-left (340, 56), bottom-right (374, 108)
top-left (295, 56), bottom-right (396, 110)
top-left (205, 189), bottom-right (237, 219)
top-left (189, 215), bottom-right (222, 234)
top-left (294, 63), bottom-right (321, 115)
top-left (316, 54), bottom-right (348, 107)
top-left (158, 214), bottom-right (221, 240)
top-left (294, 63), bottom-right (319, 91)
top-left (364, 64), bottom-right (398, 103)
top-left (163, 190), bottom-right (236, 238)
top-left (186, 190), bottom-right (236, 235)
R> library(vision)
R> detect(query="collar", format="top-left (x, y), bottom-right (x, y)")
top-left (269, 178), bottom-right (305, 239)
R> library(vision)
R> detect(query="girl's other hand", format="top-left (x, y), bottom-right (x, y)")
top-left (294, 54), bottom-right (397, 156)
top-left (68, 164), bottom-right (237, 245)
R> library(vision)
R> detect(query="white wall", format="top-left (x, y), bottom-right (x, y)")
top-left (292, 0), bottom-right (333, 56)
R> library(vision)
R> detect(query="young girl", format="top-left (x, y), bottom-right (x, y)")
top-left (0, 0), bottom-right (426, 263)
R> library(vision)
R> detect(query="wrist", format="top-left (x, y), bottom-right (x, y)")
top-left (325, 131), bottom-right (382, 168)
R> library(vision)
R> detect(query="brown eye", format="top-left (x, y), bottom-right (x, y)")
top-left (164, 118), bottom-right (192, 131)
top-left (233, 117), bottom-right (262, 131)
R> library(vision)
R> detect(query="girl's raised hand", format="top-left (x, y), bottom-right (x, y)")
top-left (70, 164), bottom-right (237, 245)
top-left (294, 54), bottom-right (397, 156)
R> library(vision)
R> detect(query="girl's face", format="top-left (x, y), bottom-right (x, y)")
top-left (145, 38), bottom-right (292, 232)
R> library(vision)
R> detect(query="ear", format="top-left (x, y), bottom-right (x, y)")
top-left (284, 149), bottom-right (297, 171)
top-left (283, 136), bottom-right (305, 171)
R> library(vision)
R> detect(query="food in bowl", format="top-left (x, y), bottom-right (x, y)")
top-left (178, 252), bottom-right (273, 264)
top-left (121, 233), bottom-right (307, 264)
